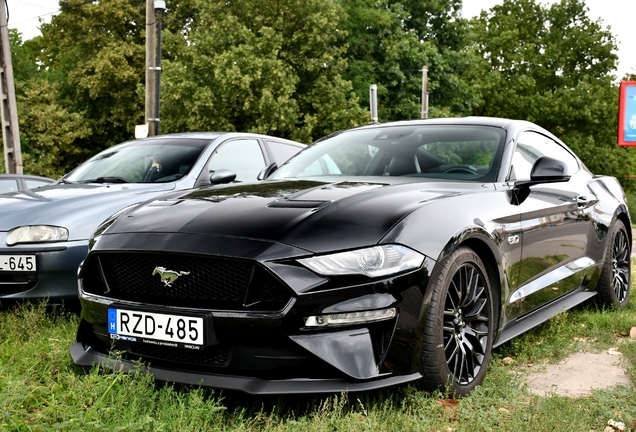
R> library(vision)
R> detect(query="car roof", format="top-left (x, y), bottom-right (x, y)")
top-left (139, 132), bottom-right (227, 141)
top-left (334, 116), bottom-right (562, 146)
top-left (0, 173), bottom-right (55, 181)
top-left (121, 132), bottom-right (305, 148)
top-left (352, 116), bottom-right (528, 130)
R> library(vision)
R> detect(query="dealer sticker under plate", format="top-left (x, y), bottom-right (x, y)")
top-left (108, 308), bottom-right (205, 348)
top-left (0, 255), bottom-right (36, 272)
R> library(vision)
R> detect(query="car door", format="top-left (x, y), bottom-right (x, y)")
top-left (507, 131), bottom-right (596, 317)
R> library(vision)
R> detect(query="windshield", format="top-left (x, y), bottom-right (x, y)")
top-left (271, 125), bottom-right (506, 182)
top-left (65, 138), bottom-right (209, 183)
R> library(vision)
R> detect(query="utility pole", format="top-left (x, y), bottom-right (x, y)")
top-left (154, 1), bottom-right (165, 135)
top-left (0, 0), bottom-right (23, 174)
top-left (421, 66), bottom-right (429, 119)
top-left (145, 0), bottom-right (157, 137)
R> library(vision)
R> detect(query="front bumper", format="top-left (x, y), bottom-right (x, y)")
top-left (70, 341), bottom-right (421, 394)
top-left (73, 234), bottom-right (435, 394)
top-left (0, 240), bottom-right (88, 302)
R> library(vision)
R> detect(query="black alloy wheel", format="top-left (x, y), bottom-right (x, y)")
top-left (419, 246), bottom-right (494, 396)
top-left (598, 222), bottom-right (631, 308)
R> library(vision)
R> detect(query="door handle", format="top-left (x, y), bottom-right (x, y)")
top-left (576, 195), bottom-right (598, 208)
top-left (577, 196), bottom-right (589, 207)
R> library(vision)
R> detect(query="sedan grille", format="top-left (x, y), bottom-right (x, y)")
top-left (82, 253), bottom-right (292, 311)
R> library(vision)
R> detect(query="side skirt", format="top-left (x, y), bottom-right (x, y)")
top-left (493, 288), bottom-right (597, 348)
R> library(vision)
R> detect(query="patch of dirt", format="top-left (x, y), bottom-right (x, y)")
top-left (523, 344), bottom-right (632, 397)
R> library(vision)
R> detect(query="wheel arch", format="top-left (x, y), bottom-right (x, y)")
top-left (430, 229), bottom-right (503, 336)
top-left (615, 209), bottom-right (632, 251)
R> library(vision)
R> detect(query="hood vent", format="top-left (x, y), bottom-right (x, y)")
top-left (267, 199), bottom-right (330, 209)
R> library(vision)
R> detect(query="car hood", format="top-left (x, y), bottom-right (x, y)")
top-left (106, 178), bottom-right (489, 253)
top-left (0, 182), bottom-right (176, 240)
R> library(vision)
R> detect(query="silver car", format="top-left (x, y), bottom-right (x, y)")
top-left (0, 132), bottom-right (304, 304)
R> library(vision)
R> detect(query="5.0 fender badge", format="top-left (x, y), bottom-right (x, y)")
top-left (153, 266), bottom-right (190, 287)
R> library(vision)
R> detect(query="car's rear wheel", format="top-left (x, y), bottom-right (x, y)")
top-left (597, 221), bottom-right (630, 308)
top-left (419, 246), bottom-right (494, 396)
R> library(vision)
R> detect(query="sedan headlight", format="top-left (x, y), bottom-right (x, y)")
top-left (6, 225), bottom-right (69, 246)
top-left (298, 245), bottom-right (424, 277)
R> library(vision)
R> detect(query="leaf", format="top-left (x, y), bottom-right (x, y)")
top-left (436, 399), bottom-right (459, 409)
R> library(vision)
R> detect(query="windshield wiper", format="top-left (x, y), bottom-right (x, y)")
top-left (79, 176), bottom-right (132, 184)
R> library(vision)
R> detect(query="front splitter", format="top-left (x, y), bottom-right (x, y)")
top-left (70, 342), bottom-right (421, 395)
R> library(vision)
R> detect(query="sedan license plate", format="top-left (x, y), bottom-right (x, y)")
top-left (0, 255), bottom-right (36, 272)
top-left (108, 308), bottom-right (205, 348)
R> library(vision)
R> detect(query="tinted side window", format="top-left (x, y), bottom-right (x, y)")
top-left (207, 139), bottom-right (266, 182)
top-left (512, 131), bottom-right (579, 180)
top-left (267, 141), bottom-right (303, 166)
top-left (0, 179), bottom-right (19, 194)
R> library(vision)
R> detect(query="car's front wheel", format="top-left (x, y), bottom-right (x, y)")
top-left (597, 221), bottom-right (631, 308)
top-left (419, 246), bottom-right (494, 396)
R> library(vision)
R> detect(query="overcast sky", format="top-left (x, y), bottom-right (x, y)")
top-left (5, 0), bottom-right (635, 79)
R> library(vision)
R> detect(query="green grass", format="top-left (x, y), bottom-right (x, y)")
top-left (1, 282), bottom-right (635, 430)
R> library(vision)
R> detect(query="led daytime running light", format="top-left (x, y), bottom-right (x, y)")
top-left (305, 308), bottom-right (397, 327)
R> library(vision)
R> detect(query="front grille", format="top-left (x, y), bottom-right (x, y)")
top-left (82, 253), bottom-right (292, 311)
top-left (126, 343), bottom-right (231, 367)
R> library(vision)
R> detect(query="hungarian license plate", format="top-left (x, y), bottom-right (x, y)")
top-left (108, 308), bottom-right (205, 348)
top-left (0, 255), bottom-right (36, 272)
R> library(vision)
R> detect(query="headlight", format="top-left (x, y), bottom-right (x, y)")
top-left (305, 308), bottom-right (397, 327)
top-left (6, 225), bottom-right (69, 246)
top-left (297, 245), bottom-right (424, 277)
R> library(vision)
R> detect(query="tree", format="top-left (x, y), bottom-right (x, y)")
top-left (159, 0), bottom-right (367, 143)
top-left (16, 79), bottom-right (92, 178)
top-left (337, 0), bottom-right (483, 121)
top-left (31, 0), bottom-right (146, 157)
top-left (469, 0), bottom-right (634, 184)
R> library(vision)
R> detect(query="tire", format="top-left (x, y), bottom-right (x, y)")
top-left (419, 246), bottom-right (494, 396)
top-left (597, 221), bottom-right (631, 308)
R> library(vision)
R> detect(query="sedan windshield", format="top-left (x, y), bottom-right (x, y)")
top-left (65, 139), bottom-right (208, 183)
top-left (271, 125), bottom-right (506, 182)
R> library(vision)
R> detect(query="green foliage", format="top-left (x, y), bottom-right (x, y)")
top-left (338, 0), bottom-right (481, 121)
top-left (33, 0), bottom-right (146, 153)
top-left (9, 30), bottom-right (38, 84)
top-left (16, 79), bottom-right (92, 178)
top-left (469, 0), bottom-right (636, 188)
top-left (3, 0), bottom-right (634, 184)
top-left (160, 0), bottom-right (367, 143)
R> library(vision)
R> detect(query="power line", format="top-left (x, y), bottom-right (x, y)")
top-left (0, 0), bottom-right (96, 29)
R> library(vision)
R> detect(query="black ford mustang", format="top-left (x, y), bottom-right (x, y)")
top-left (71, 117), bottom-right (631, 395)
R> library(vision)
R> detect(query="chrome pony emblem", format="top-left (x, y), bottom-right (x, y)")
top-left (152, 266), bottom-right (190, 287)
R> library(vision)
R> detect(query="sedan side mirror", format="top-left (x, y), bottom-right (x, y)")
top-left (515, 156), bottom-right (570, 188)
top-left (257, 162), bottom-right (278, 180)
top-left (210, 169), bottom-right (237, 185)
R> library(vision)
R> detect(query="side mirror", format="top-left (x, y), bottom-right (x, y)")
top-left (257, 162), bottom-right (278, 180)
top-left (210, 169), bottom-right (237, 185)
top-left (515, 156), bottom-right (570, 188)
